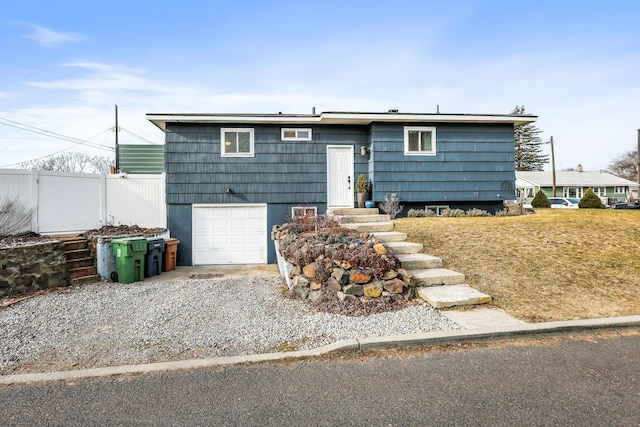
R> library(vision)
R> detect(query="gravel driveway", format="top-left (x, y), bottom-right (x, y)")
top-left (1, 276), bottom-right (460, 375)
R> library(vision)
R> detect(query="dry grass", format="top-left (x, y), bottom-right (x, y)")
top-left (394, 209), bottom-right (640, 322)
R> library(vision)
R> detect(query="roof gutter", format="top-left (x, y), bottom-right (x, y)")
top-left (146, 111), bottom-right (538, 132)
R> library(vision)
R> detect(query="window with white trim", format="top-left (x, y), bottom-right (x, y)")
top-left (281, 128), bottom-right (312, 141)
top-left (614, 186), bottom-right (626, 194)
top-left (563, 187), bottom-right (583, 198)
top-left (404, 127), bottom-right (436, 155)
top-left (592, 187), bottom-right (606, 196)
top-left (221, 128), bottom-right (254, 157)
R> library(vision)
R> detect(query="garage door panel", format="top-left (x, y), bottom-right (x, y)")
top-left (193, 205), bottom-right (267, 265)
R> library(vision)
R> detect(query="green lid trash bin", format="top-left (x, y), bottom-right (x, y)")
top-left (111, 237), bottom-right (147, 283)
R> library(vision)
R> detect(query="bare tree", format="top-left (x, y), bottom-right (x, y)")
top-left (607, 150), bottom-right (638, 181)
top-left (0, 196), bottom-right (33, 239)
top-left (20, 152), bottom-right (113, 174)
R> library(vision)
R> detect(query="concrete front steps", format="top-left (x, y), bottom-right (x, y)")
top-left (331, 207), bottom-right (490, 309)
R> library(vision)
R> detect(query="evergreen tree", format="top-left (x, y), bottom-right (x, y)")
top-left (579, 188), bottom-right (605, 209)
top-left (512, 105), bottom-right (549, 171)
top-left (531, 189), bottom-right (550, 208)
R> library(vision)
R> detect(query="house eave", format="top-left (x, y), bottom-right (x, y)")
top-left (146, 111), bottom-right (537, 132)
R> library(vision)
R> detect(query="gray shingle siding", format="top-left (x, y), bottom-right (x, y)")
top-left (369, 123), bottom-right (515, 202)
top-left (165, 123), bottom-right (368, 205)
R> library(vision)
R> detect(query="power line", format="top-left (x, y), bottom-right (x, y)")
top-left (120, 127), bottom-right (160, 145)
top-left (0, 116), bottom-right (114, 152)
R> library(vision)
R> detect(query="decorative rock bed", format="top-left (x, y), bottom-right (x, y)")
top-left (272, 216), bottom-right (417, 303)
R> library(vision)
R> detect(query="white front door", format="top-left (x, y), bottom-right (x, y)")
top-left (327, 145), bottom-right (354, 208)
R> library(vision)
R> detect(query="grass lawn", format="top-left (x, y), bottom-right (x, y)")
top-left (394, 209), bottom-right (640, 322)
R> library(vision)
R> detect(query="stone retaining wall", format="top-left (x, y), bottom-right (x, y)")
top-left (0, 241), bottom-right (70, 297)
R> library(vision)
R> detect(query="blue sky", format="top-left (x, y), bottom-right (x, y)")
top-left (1, 0), bottom-right (639, 171)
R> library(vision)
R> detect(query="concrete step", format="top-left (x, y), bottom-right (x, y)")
top-left (334, 214), bottom-right (391, 223)
top-left (417, 284), bottom-right (491, 309)
top-left (340, 221), bottom-right (394, 233)
top-left (411, 268), bottom-right (466, 286)
top-left (385, 241), bottom-right (423, 254)
top-left (371, 231), bottom-right (407, 242)
top-left (397, 253), bottom-right (443, 269)
top-left (329, 208), bottom-right (379, 216)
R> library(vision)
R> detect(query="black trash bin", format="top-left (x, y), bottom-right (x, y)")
top-left (144, 238), bottom-right (165, 278)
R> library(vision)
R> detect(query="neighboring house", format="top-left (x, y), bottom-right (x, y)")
top-left (516, 169), bottom-right (638, 203)
top-left (147, 110), bottom-right (536, 265)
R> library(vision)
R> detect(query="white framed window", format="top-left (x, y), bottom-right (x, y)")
top-left (614, 186), bottom-right (626, 194)
top-left (221, 128), bottom-right (254, 157)
top-left (281, 128), bottom-right (312, 141)
top-left (592, 187), bottom-right (606, 196)
top-left (291, 206), bottom-right (317, 218)
top-left (563, 187), bottom-right (583, 198)
top-left (404, 127), bottom-right (436, 155)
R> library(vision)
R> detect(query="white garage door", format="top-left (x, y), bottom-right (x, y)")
top-left (192, 204), bottom-right (267, 265)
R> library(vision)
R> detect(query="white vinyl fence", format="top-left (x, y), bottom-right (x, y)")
top-left (0, 169), bottom-right (166, 233)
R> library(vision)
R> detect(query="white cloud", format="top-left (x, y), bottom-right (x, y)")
top-left (22, 23), bottom-right (84, 47)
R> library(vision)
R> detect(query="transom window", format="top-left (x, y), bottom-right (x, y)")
top-left (281, 128), bottom-right (312, 141)
top-left (404, 127), bottom-right (436, 155)
top-left (221, 128), bottom-right (254, 157)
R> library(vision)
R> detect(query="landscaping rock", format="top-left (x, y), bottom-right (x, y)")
top-left (308, 290), bottom-right (322, 303)
top-left (303, 262), bottom-right (316, 278)
top-left (327, 277), bottom-right (342, 291)
top-left (292, 275), bottom-right (309, 288)
top-left (332, 267), bottom-right (348, 285)
top-left (309, 281), bottom-right (322, 291)
top-left (293, 286), bottom-right (309, 300)
top-left (364, 281), bottom-right (384, 298)
top-left (373, 243), bottom-right (387, 255)
top-left (384, 278), bottom-right (406, 294)
top-left (397, 268), bottom-right (417, 286)
top-left (343, 284), bottom-right (364, 296)
top-left (382, 269), bottom-right (399, 280)
top-left (349, 270), bottom-right (371, 284)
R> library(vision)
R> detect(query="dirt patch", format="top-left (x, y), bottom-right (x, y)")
top-left (0, 232), bottom-right (55, 249)
top-left (189, 273), bottom-right (225, 279)
top-left (83, 224), bottom-right (167, 237)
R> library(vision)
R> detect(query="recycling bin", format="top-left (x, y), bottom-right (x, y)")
top-left (144, 238), bottom-right (165, 278)
top-left (163, 238), bottom-right (180, 272)
top-left (111, 238), bottom-right (147, 284)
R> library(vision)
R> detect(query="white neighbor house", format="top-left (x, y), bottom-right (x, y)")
top-left (516, 169), bottom-right (638, 204)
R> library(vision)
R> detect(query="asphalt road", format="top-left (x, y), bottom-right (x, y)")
top-left (1, 332), bottom-right (639, 426)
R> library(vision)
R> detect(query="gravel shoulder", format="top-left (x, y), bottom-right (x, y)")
top-left (1, 277), bottom-right (460, 375)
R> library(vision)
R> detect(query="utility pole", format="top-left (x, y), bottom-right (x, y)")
top-left (550, 136), bottom-right (557, 197)
top-left (637, 129), bottom-right (639, 189)
top-left (115, 105), bottom-right (119, 172)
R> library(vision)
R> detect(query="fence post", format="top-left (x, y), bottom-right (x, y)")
top-left (30, 169), bottom-right (39, 233)
top-left (100, 173), bottom-right (107, 226)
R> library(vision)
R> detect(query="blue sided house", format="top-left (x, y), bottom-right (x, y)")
top-left (147, 110), bottom-right (536, 265)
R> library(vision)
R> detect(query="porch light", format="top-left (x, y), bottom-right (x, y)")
top-left (360, 145), bottom-right (368, 156)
